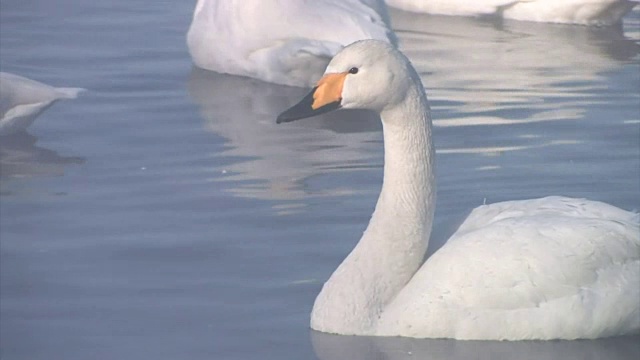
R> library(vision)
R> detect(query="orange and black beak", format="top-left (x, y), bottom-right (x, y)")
top-left (277, 72), bottom-right (347, 123)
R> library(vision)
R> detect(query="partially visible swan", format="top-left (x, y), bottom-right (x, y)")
top-left (276, 40), bottom-right (640, 340)
top-left (0, 72), bottom-right (84, 136)
top-left (386, 0), bottom-right (637, 26)
top-left (186, 0), bottom-right (396, 87)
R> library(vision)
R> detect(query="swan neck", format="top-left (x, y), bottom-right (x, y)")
top-left (310, 83), bottom-right (436, 335)
top-left (375, 85), bottom-right (436, 225)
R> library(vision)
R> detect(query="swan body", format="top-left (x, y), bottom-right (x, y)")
top-left (386, 0), bottom-right (637, 26)
top-left (186, 0), bottom-right (395, 87)
top-left (276, 40), bottom-right (640, 340)
top-left (0, 72), bottom-right (84, 136)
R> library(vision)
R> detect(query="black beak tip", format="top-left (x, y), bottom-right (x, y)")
top-left (275, 89), bottom-right (316, 124)
top-left (276, 112), bottom-right (295, 124)
top-left (275, 87), bottom-right (341, 124)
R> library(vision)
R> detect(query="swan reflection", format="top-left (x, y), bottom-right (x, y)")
top-left (393, 8), bottom-right (638, 124)
top-left (0, 132), bottom-right (84, 185)
top-left (187, 67), bottom-right (381, 207)
top-left (392, 9), bottom-right (638, 156)
top-left (187, 10), bottom-right (639, 208)
top-left (311, 330), bottom-right (640, 360)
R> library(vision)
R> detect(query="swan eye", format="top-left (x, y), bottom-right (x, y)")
top-left (348, 67), bottom-right (359, 74)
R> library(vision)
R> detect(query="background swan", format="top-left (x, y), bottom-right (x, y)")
top-left (277, 40), bottom-right (640, 340)
top-left (386, 0), bottom-right (637, 26)
top-left (186, 0), bottom-right (396, 87)
top-left (0, 72), bottom-right (84, 136)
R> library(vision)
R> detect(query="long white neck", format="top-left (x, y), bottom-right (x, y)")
top-left (310, 82), bottom-right (436, 335)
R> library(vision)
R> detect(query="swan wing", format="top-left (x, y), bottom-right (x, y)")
top-left (379, 197), bottom-right (640, 339)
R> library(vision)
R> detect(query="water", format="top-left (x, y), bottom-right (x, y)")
top-left (1, 1), bottom-right (639, 359)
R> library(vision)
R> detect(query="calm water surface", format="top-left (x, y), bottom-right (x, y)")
top-left (1, 1), bottom-right (639, 359)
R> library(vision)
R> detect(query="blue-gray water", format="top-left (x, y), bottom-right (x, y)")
top-left (1, 1), bottom-right (639, 359)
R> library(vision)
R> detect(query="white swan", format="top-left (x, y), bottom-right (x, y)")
top-left (0, 72), bottom-right (84, 136)
top-left (186, 0), bottom-right (395, 87)
top-left (386, 0), bottom-right (637, 26)
top-left (276, 40), bottom-right (640, 340)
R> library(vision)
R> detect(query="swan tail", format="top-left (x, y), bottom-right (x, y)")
top-left (55, 87), bottom-right (86, 99)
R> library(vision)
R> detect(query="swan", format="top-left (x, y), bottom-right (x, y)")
top-left (0, 72), bottom-right (84, 136)
top-left (385, 0), bottom-right (638, 26)
top-left (276, 40), bottom-right (640, 340)
top-left (186, 0), bottom-right (396, 87)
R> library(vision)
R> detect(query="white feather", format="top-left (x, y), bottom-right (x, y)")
top-left (186, 0), bottom-right (395, 87)
top-left (0, 72), bottom-right (84, 136)
top-left (283, 40), bottom-right (640, 340)
top-left (386, 0), bottom-right (637, 26)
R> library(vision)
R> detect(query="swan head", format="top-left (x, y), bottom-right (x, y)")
top-left (277, 40), bottom-right (417, 123)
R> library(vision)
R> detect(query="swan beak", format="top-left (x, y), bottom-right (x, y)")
top-left (276, 72), bottom-right (347, 123)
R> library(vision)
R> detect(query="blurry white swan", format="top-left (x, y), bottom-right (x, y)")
top-left (386, 0), bottom-right (637, 26)
top-left (276, 40), bottom-right (640, 340)
top-left (186, 0), bottom-right (396, 87)
top-left (0, 72), bottom-right (84, 136)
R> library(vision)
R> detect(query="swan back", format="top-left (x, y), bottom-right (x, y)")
top-left (455, 196), bottom-right (639, 236)
top-left (386, 0), bottom-right (637, 26)
top-left (187, 0), bottom-right (396, 87)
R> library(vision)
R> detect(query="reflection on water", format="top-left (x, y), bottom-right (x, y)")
top-left (311, 331), bottom-right (640, 360)
top-left (189, 9), bottom-right (639, 198)
top-left (188, 68), bottom-right (381, 205)
top-left (0, 132), bottom-right (84, 184)
top-left (394, 8), bottom-right (639, 129)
